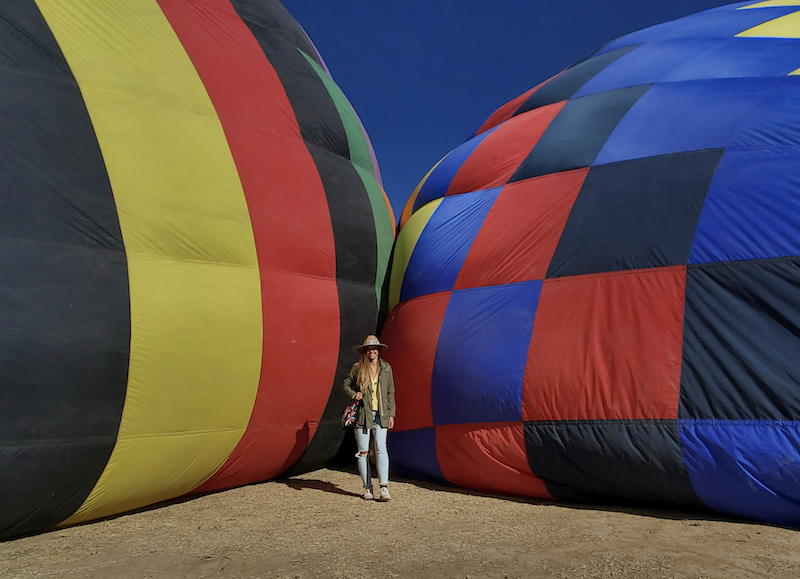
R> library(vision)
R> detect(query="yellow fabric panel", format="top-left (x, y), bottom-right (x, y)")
top-left (736, 9), bottom-right (800, 36)
top-left (389, 199), bottom-right (444, 312)
top-left (36, 0), bottom-right (263, 524)
top-left (739, 1), bottom-right (800, 9)
top-left (400, 156), bottom-right (445, 228)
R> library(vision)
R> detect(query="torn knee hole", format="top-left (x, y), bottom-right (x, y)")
top-left (356, 451), bottom-right (369, 457)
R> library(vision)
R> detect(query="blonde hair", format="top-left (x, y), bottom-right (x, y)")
top-left (355, 350), bottom-right (378, 394)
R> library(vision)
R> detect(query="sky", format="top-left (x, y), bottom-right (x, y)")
top-left (281, 0), bottom-right (736, 217)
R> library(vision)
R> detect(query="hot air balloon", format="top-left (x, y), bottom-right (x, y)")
top-left (0, 0), bottom-right (394, 539)
top-left (384, 0), bottom-right (800, 527)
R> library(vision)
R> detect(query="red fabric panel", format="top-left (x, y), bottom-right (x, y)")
top-left (159, 0), bottom-right (339, 491)
top-left (198, 272), bottom-right (339, 491)
top-left (447, 101), bottom-right (567, 197)
top-left (455, 168), bottom-right (588, 290)
top-left (522, 267), bottom-right (686, 422)
top-left (475, 74), bottom-right (561, 135)
top-left (381, 293), bottom-right (451, 432)
top-left (436, 423), bottom-right (554, 499)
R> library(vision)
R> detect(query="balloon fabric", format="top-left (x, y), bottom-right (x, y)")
top-left (0, 0), bottom-right (393, 539)
top-left (385, 1), bottom-right (800, 528)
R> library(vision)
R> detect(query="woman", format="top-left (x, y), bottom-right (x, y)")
top-left (343, 335), bottom-right (396, 501)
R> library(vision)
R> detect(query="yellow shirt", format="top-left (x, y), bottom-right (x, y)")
top-left (371, 373), bottom-right (379, 411)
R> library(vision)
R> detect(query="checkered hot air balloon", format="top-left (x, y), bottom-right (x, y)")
top-left (383, 1), bottom-right (800, 527)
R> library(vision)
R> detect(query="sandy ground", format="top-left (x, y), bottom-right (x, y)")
top-left (2, 465), bottom-right (798, 579)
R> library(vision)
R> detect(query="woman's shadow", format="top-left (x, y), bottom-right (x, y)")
top-left (279, 478), bottom-right (360, 497)
top-left (276, 429), bottom-right (361, 497)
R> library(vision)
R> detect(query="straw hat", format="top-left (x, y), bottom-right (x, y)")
top-left (357, 334), bottom-right (387, 352)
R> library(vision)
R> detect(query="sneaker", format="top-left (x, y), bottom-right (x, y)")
top-left (378, 486), bottom-right (391, 501)
top-left (362, 490), bottom-right (374, 500)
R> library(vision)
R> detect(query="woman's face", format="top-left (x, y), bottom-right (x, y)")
top-left (367, 347), bottom-right (379, 361)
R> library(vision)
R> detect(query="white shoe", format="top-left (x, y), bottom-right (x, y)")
top-left (378, 486), bottom-right (391, 501)
top-left (362, 490), bottom-right (374, 500)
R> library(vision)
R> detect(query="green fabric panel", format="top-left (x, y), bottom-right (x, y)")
top-left (299, 51), bottom-right (376, 181)
top-left (300, 50), bottom-right (394, 304)
top-left (355, 164), bottom-right (394, 299)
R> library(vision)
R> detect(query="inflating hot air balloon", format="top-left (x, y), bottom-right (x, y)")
top-left (384, 0), bottom-right (800, 527)
top-left (0, 0), bottom-right (394, 539)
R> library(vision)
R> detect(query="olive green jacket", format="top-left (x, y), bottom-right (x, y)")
top-left (343, 359), bottom-right (396, 431)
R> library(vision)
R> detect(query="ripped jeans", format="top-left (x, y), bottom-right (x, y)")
top-left (354, 411), bottom-right (389, 489)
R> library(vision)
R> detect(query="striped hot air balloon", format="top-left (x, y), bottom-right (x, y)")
top-left (0, 0), bottom-right (394, 539)
top-left (384, 0), bottom-right (800, 527)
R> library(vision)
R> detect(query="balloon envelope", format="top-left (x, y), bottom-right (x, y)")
top-left (0, 0), bottom-right (393, 539)
top-left (385, 1), bottom-right (800, 527)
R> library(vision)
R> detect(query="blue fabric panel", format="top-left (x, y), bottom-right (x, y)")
top-left (400, 188), bottom-right (500, 303)
top-left (525, 420), bottom-right (704, 507)
top-left (730, 77), bottom-right (800, 148)
top-left (594, 78), bottom-right (781, 166)
top-left (387, 427), bottom-right (446, 484)
top-left (681, 420), bottom-right (800, 527)
top-left (413, 128), bottom-right (495, 212)
top-left (577, 38), bottom-right (800, 100)
top-left (575, 39), bottom-right (722, 99)
top-left (665, 38), bottom-right (800, 82)
top-left (599, 5), bottom-right (800, 55)
top-left (680, 259), bottom-right (800, 421)
top-left (431, 281), bottom-right (542, 425)
top-left (690, 146), bottom-right (800, 264)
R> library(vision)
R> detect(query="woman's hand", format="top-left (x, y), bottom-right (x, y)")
top-left (354, 392), bottom-right (363, 401)
top-left (388, 417), bottom-right (395, 429)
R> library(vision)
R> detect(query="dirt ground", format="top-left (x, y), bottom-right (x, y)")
top-left (1, 465), bottom-right (798, 579)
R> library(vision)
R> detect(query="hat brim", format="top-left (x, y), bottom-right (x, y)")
top-left (357, 343), bottom-right (387, 352)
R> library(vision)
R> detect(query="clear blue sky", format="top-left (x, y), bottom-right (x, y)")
top-left (282, 1), bottom-right (735, 215)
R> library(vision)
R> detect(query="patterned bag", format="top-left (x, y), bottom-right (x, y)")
top-left (341, 398), bottom-right (361, 429)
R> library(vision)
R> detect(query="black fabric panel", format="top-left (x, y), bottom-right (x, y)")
top-left (680, 258), bottom-right (800, 421)
top-left (547, 149), bottom-right (725, 278)
top-left (509, 85), bottom-right (651, 183)
top-left (284, 147), bottom-right (379, 475)
top-left (524, 420), bottom-right (704, 508)
top-left (514, 44), bottom-right (641, 115)
top-left (307, 146), bottom-right (379, 286)
top-left (0, 4), bottom-right (130, 539)
top-left (227, 0), bottom-right (325, 68)
top-left (228, 0), bottom-right (349, 159)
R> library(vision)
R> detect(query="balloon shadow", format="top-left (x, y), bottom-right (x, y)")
top-left (357, 470), bottom-right (793, 529)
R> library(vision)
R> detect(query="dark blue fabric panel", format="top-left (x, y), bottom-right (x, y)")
top-left (681, 420), bottom-right (800, 527)
top-left (547, 150), bottom-right (723, 277)
top-left (690, 146), bottom-right (800, 264)
top-left (400, 188), bottom-right (500, 303)
top-left (514, 44), bottom-right (640, 115)
top-left (431, 281), bottom-right (541, 425)
top-left (575, 39), bottom-right (722, 98)
top-left (387, 428), bottom-right (446, 484)
top-left (413, 128), bottom-right (495, 212)
top-left (595, 78), bottom-right (779, 165)
top-left (599, 5), bottom-right (800, 55)
top-left (524, 420), bottom-right (704, 507)
top-left (509, 85), bottom-right (650, 183)
top-left (681, 259), bottom-right (800, 421)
